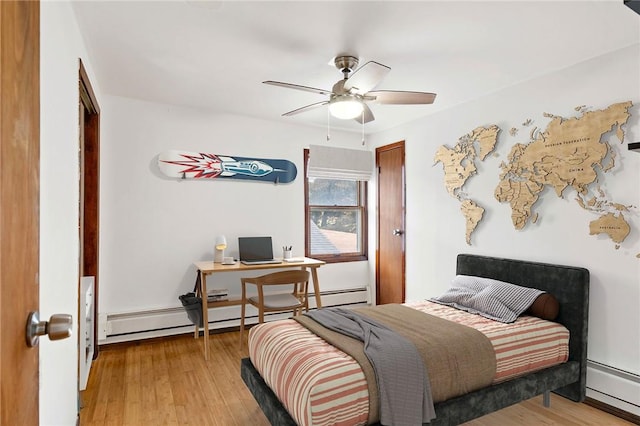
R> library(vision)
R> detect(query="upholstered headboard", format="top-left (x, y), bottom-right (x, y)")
top-left (456, 253), bottom-right (590, 401)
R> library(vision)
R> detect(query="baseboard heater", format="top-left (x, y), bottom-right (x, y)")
top-left (586, 360), bottom-right (640, 419)
top-left (99, 287), bottom-right (368, 344)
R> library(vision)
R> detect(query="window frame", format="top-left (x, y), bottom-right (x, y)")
top-left (304, 149), bottom-right (368, 263)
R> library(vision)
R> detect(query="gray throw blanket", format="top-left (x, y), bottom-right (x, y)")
top-left (305, 307), bottom-right (435, 426)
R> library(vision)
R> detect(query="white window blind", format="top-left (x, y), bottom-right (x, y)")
top-left (307, 145), bottom-right (373, 181)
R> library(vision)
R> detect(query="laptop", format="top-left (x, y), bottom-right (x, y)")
top-left (238, 236), bottom-right (282, 265)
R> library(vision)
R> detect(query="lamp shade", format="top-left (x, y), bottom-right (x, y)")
top-left (215, 235), bottom-right (227, 250)
top-left (329, 95), bottom-right (363, 119)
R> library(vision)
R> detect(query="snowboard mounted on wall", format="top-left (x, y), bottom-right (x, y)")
top-left (158, 150), bottom-right (297, 183)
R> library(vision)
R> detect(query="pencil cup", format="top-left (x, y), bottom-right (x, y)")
top-left (283, 249), bottom-right (292, 260)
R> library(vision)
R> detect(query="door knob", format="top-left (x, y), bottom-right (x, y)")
top-left (26, 312), bottom-right (72, 347)
top-left (392, 229), bottom-right (404, 236)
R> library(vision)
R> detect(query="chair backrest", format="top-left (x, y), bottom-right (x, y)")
top-left (242, 270), bottom-right (311, 311)
top-left (242, 270), bottom-right (310, 288)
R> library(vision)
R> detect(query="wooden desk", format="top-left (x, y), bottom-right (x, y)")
top-left (193, 257), bottom-right (325, 359)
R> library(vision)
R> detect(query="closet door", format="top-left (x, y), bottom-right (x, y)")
top-left (376, 141), bottom-right (405, 305)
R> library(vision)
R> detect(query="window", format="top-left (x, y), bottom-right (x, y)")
top-left (304, 149), bottom-right (368, 262)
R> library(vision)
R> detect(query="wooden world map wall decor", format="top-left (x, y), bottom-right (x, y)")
top-left (434, 101), bottom-right (636, 255)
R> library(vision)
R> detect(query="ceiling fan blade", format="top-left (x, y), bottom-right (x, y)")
top-left (263, 81), bottom-right (332, 96)
top-left (367, 90), bottom-right (436, 105)
top-left (282, 101), bottom-right (329, 117)
top-left (353, 103), bottom-right (375, 124)
top-left (343, 61), bottom-right (390, 94)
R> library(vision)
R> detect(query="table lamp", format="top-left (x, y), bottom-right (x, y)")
top-left (214, 235), bottom-right (227, 263)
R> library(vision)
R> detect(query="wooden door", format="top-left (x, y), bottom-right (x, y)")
top-left (376, 141), bottom-right (405, 304)
top-left (0, 1), bottom-right (41, 424)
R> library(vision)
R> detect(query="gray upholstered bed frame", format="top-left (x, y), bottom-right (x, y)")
top-left (240, 254), bottom-right (590, 425)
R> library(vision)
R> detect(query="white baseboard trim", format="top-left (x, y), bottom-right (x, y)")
top-left (586, 360), bottom-right (640, 417)
top-left (99, 287), bottom-right (368, 345)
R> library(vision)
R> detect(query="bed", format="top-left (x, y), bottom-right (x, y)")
top-left (240, 254), bottom-right (589, 425)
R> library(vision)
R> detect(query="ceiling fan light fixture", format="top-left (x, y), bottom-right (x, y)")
top-left (329, 95), bottom-right (363, 119)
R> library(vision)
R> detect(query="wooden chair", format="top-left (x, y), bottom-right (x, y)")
top-left (239, 270), bottom-right (310, 348)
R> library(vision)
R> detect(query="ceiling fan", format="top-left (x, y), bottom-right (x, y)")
top-left (263, 55), bottom-right (437, 123)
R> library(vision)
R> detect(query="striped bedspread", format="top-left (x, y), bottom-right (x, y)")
top-left (248, 301), bottom-right (569, 426)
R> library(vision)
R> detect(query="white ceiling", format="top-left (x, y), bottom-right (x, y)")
top-left (71, 1), bottom-right (640, 134)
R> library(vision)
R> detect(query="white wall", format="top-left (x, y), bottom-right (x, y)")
top-left (368, 45), bottom-right (640, 413)
top-left (99, 96), bottom-right (370, 317)
top-left (40, 2), bottom-right (102, 424)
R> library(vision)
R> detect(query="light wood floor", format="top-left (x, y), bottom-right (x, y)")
top-left (80, 331), bottom-right (635, 426)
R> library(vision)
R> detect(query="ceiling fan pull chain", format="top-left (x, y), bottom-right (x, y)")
top-left (327, 107), bottom-right (331, 141)
top-left (361, 110), bottom-right (365, 145)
